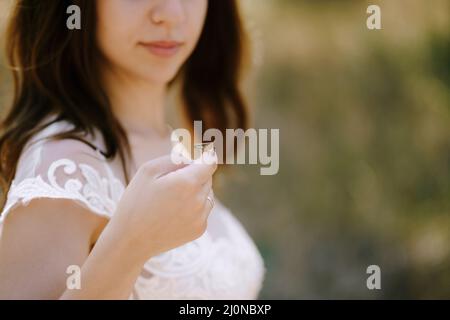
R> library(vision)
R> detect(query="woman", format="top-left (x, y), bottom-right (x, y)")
top-left (0, 0), bottom-right (265, 299)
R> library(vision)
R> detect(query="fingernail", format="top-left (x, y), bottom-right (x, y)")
top-left (203, 150), bottom-right (217, 165)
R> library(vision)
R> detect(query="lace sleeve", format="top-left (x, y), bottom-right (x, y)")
top-left (0, 137), bottom-right (125, 223)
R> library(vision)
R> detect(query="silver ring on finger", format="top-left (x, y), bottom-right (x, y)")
top-left (206, 194), bottom-right (215, 208)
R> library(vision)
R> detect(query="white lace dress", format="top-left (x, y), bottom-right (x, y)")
top-left (0, 116), bottom-right (266, 300)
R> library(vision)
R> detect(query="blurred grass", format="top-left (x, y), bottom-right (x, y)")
top-left (218, 0), bottom-right (449, 299)
top-left (1, 0), bottom-right (449, 299)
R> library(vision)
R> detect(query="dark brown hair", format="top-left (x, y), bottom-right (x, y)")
top-left (0, 0), bottom-right (249, 211)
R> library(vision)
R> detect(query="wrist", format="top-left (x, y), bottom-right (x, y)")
top-left (99, 220), bottom-right (152, 268)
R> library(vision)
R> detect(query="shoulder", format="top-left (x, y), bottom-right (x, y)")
top-left (1, 118), bottom-right (125, 222)
top-left (15, 116), bottom-right (105, 178)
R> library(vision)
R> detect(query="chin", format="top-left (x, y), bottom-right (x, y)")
top-left (137, 66), bottom-right (181, 85)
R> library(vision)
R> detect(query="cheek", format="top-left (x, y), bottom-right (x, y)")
top-left (96, 1), bottom-right (140, 58)
top-left (183, 1), bottom-right (208, 56)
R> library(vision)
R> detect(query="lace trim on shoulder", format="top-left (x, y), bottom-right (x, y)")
top-left (1, 158), bottom-right (125, 222)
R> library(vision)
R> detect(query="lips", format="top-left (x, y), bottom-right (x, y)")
top-left (139, 41), bottom-right (184, 58)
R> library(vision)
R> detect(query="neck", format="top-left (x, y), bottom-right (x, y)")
top-left (102, 67), bottom-right (169, 138)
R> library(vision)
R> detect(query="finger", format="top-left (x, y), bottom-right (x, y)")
top-left (199, 179), bottom-right (212, 198)
top-left (142, 154), bottom-right (189, 179)
top-left (170, 142), bottom-right (194, 165)
top-left (176, 151), bottom-right (218, 184)
top-left (201, 176), bottom-right (212, 187)
top-left (201, 190), bottom-right (215, 220)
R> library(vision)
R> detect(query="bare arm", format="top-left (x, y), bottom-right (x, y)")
top-left (60, 211), bottom-right (150, 300)
top-left (0, 198), bottom-right (146, 299)
top-left (0, 152), bottom-right (217, 300)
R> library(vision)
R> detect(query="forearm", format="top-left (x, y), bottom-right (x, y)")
top-left (60, 222), bottom-right (148, 300)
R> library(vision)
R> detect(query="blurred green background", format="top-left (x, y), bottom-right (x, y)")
top-left (1, 0), bottom-right (449, 299)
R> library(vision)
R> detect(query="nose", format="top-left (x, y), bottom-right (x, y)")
top-left (150, 0), bottom-right (185, 28)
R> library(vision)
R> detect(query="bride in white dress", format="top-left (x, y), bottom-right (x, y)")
top-left (0, 0), bottom-right (265, 299)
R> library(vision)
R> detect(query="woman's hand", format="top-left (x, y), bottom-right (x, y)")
top-left (106, 149), bottom-right (218, 262)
